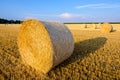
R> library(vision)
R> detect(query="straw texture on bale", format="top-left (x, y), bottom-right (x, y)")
top-left (18, 19), bottom-right (74, 74)
top-left (101, 23), bottom-right (113, 33)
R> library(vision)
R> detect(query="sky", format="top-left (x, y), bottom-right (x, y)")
top-left (0, 0), bottom-right (120, 22)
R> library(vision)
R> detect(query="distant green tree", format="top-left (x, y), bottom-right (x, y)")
top-left (0, 18), bottom-right (22, 24)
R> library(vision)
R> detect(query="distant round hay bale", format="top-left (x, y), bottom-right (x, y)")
top-left (101, 22), bottom-right (113, 33)
top-left (88, 24), bottom-right (96, 29)
top-left (96, 23), bottom-right (102, 29)
top-left (81, 24), bottom-right (87, 29)
top-left (18, 19), bottom-right (74, 74)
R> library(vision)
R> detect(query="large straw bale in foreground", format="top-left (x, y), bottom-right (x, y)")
top-left (18, 19), bottom-right (74, 74)
top-left (101, 23), bottom-right (113, 33)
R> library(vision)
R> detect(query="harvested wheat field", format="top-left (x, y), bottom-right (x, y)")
top-left (0, 23), bottom-right (120, 80)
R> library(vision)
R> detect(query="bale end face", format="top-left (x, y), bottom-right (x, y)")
top-left (18, 19), bottom-right (53, 73)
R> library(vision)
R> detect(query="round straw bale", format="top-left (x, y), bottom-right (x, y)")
top-left (96, 23), bottom-right (101, 29)
top-left (18, 19), bottom-right (74, 74)
top-left (101, 22), bottom-right (113, 33)
top-left (88, 24), bottom-right (96, 29)
top-left (81, 24), bottom-right (87, 29)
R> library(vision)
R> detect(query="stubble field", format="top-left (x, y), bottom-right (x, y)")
top-left (0, 24), bottom-right (120, 80)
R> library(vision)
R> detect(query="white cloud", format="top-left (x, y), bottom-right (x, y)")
top-left (59, 13), bottom-right (72, 18)
top-left (25, 13), bottom-right (107, 22)
top-left (26, 13), bottom-right (86, 19)
top-left (76, 3), bottom-right (120, 9)
top-left (59, 13), bottom-right (86, 19)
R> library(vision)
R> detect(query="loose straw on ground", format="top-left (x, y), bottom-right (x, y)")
top-left (17, 19), bottom-right (74, 74)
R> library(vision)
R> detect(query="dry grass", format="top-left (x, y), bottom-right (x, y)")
top-left (0, 24), bottom-right (120, 79)
top-left (18, 19), bottom-right (74, 74)
top-left (65, 24), bottom-right (81, 30)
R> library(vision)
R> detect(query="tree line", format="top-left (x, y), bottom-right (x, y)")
top-left (0, 18), bottom-right (22, 24)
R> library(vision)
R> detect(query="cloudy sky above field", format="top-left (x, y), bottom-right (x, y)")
top-left (0, 0), bottom-right (120, 22)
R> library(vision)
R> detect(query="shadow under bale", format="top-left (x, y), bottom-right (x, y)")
top-left (51, 37), bottom-right (107, 69)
